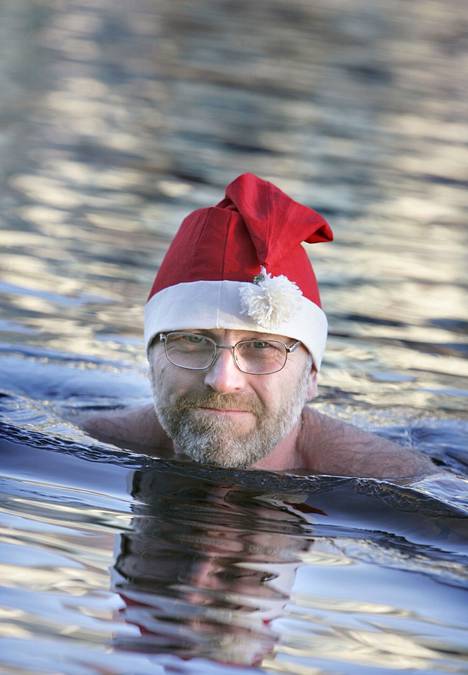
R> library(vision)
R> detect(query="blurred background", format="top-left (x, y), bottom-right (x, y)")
top-left (0, 0), bottom-right (467, 465)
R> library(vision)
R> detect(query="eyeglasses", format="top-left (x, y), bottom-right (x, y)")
top-left (159, 332), bottom-right (301, 375)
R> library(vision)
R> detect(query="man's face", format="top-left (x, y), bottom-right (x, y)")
top-left (149, 329), bottom-right (317, 469)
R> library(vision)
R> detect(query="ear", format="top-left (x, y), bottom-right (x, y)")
top-left (305, 366), bottom-right (318, 401)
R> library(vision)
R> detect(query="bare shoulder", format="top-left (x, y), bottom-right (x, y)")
top-left (298, 407), bottom-right (440, 479)
top-left (70, 403), bottom-right (173, 456)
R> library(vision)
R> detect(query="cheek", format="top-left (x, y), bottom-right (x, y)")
top-left (154, 361), bottom-right (203, 400)
top-left (150, 359), bottom-right (174, 401)
top-left (307, 375), bottom-right (318, 400)
top-left (250, 376), bottom-right (282, 411)
top-left (150, 358), bottom-right (165, 387)
top-left (260, 364), bottom-right (309, 407)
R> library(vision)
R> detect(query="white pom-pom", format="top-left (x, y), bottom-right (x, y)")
top-left (239, 266), bottom-right (303, 328)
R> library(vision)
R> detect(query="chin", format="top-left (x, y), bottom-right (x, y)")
top-left (161, 408), bottom-right (283, 469)
top-left (182, 436), bottom-right (272, 470)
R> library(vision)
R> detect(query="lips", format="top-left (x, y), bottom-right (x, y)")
top-left (175, 393), bottom-right (263, 417)
top-left (198, 407), bottom-right (252, 413)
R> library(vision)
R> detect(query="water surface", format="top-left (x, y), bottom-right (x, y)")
top-left (0, 0), bottom-right (467, 672)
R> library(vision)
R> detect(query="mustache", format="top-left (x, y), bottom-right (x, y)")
top-left (173, 391), bottom-right (264, 416)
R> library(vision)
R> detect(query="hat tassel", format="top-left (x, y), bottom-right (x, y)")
top-left (239, 266), bottom-right (303, 329)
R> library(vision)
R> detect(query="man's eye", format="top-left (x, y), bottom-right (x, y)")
top-left (244, 340), bottom-right (273, 350)
top-left (169, 334), bottom-right (207, 347)
top-left (185, 334), bottom-right (205, 344)
top-left (253, 341), bottom-right (269, 349)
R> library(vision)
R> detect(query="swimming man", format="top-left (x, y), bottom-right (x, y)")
top-left (80, 173), bottom-right (437, 479)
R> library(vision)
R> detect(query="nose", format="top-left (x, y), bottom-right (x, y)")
top-left (203, 347), bottom-right (246, 393)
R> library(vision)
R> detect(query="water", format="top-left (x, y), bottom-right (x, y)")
top-left (0, 0), bottom-right (467, 672)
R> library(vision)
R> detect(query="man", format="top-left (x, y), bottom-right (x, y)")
top-left (81, 173), bottom-right (437, 479)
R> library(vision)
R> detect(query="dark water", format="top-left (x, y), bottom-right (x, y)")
top-left (0, 0), bottom-right (467, 672)
top-left (1, 424), bottom-right (467, 673)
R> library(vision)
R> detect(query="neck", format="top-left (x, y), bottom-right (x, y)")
top-left (250, 416), bottom-right (303, 471)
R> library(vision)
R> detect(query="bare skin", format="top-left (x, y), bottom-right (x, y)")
top-left (71, 328), bottom-right (439, 479)
top-left (76, 403), bottom-right (437, 480)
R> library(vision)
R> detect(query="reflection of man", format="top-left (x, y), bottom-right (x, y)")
top-left (112, 468), bottom-right (311, 666)
top-left (81, 173), bottom-right (437, 479)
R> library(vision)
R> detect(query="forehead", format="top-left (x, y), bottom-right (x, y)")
top-left (182, 328), bottom-right (292, 342)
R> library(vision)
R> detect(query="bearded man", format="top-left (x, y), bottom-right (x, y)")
top-left (80, 173), bottom-right (438, 479)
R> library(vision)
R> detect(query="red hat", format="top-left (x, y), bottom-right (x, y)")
top-left (144, 173), bottom-right (333, 368)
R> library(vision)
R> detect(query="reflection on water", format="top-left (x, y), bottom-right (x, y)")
top-left (0, 0), bottom-right (467, 672)
top-left (115, 467), bottom-right (468, 670)
top-left (1, 429), bottom-right (467, 673)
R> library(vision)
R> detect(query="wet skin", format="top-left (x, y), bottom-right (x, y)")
top-left (149, 328), bottom-right (317, 468)
top-left (75, 329), bottom-right (441, 479)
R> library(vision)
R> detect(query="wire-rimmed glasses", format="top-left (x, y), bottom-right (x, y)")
top-left (159, 332), bottom-right (301, 375)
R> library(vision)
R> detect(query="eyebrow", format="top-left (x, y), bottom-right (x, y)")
top-left (187, 330), bottom-right (285, 341)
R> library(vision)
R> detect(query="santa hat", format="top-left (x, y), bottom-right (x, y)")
top-left (144, 173), bottom-right (333, 369)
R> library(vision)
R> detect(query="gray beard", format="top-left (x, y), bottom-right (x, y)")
top-left (151, 368), bottom-right (310, 469)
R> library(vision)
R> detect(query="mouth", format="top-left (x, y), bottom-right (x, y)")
top-left (197, 407), bottom-right (253, 414)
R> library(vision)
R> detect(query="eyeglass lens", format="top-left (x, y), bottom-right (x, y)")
top-left (164, 333), bottom-right (287, 374)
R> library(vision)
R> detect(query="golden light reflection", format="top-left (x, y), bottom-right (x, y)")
top-left (298, 550), bottom-right (354, 567)
top-left (394, 153), bottom-right (467, 180)
top-left (0, 231), bottom-right (58, 249)
top-left (0, 564), bottom-right (108, 592)
top-left (54, 160), bottom-right (143, 191)
top-left (16, 206), bottom-right (66, 225)
top-left (349, 629), bottom-right (438, 658)
top-left (10, 175), bottom-right (82, 208)
top-left (391, 113), bottom-right (467, 143)
top-left (5, 295), bottom-right (60, 316)
top-left (81, 192), bottom-right (144, 207)
top-left (60, 37), bottom-right (100, 59)
top-left (87, 213), bottom-right (140, 232)
top-left (157, 180), bottom-right (193, 197)
top-left (261, 657), bottom-right (322, 675)
top-left (48, 11), bottom-right (102, 34)
top-left (273, 638), bottom-right (435, 671)
top-left (64, 77), bottom-right (109, 97)
top-left (6, 257), bottom-right (61, 281)
top-left (0, 619), bottom-right (31, 639)
top-left (292, 596), bottom-right (398, 615)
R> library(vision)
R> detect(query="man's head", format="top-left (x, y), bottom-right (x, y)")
top-left (148, 328), bottom-right (316, 468)
top-left (144, 173), bottom-right (332, 467)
